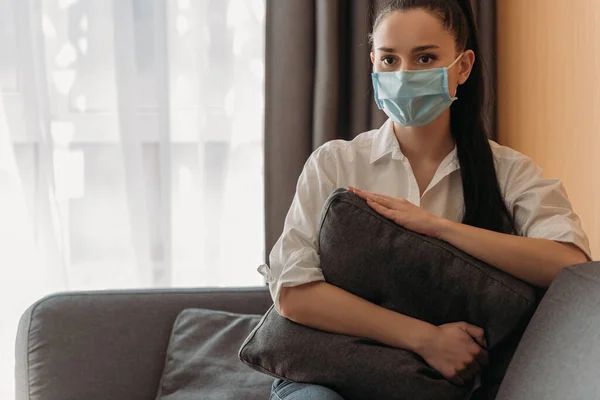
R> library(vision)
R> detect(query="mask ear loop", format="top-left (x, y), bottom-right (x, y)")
top-left (447, 52), bottom-right (465, 97)
top-left (448, 52), bottom-right (464, 70)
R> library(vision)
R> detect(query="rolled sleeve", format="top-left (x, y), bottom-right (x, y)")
top-left (258, 145), bottom-right (337, 313)
top-left (258, 248), bottom-right (325, 314)
top-left (505, 155), bottom-right (592, 260)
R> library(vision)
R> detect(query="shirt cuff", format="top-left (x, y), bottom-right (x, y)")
top-left (257, 263), bottom-right (276, 284)
top-left (527, 223), bottom-right (592, 262)
top-left (257, 263), bottom-right (325, 314)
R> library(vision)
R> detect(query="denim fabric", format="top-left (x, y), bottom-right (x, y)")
top-left (270, 379), bottom-right (344, 400)
top-left (240, 189), bottom-right (537, 400)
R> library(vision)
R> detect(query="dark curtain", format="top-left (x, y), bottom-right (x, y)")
top-left (264, 0), bottom-right (497, 257)
top-left (472, 0), bottom-right (498, 140)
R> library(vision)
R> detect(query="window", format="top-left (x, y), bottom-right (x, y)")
top-left (0, 0), bottom-right (265, 397)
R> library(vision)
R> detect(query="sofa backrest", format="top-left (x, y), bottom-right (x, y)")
top-left (15, 287), bottom-right (272, 400)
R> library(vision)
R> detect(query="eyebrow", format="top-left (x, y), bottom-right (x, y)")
top-left (412, 45), bottom-right (440, 52)
top-left (376, 45), bottom-right (440, 53)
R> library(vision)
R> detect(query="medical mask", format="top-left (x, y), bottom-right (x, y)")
top-left (371, 53), bottom-right (463, 126)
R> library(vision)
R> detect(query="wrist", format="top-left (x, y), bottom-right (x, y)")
top-left (410, 321), bottom-right (439, 355)
top-left (406, 319), bottom-right (440, 354)
top-left (437, 218), bottom-right (457, 241)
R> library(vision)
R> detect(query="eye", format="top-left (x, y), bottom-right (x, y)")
top-left (416, 54), bottom-right (436, 65)
top-left (381, 55), bottom-right (397, 66)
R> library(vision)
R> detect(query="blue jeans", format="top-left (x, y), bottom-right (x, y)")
top-left (270, 379), bottom-right (344, 400)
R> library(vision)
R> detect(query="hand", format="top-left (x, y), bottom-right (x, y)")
top-left (348, 187), bottom-right (448, 238)
top-left (417, 322), bottom-right (489, 386)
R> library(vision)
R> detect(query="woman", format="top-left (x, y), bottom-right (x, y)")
top-left (259, 0), bottom-right (591, 399)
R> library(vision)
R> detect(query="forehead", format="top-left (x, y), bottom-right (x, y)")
top-left (372, 9), bottom-right (456, 51)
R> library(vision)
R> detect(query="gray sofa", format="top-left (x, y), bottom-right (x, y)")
top-left (15, 262), bottom-right (600, 400)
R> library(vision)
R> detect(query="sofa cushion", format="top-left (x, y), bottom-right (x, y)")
top-left (239, 188), bottom-right (537, 400)
top-left (155, 308), bottom-right (273, 400)
top-left (496, 262), bottom-right (600, 400)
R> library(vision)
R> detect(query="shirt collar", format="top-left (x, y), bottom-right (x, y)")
top-left (369, 119), bottom-right (459, 168)
top-left (370, 119), bottom-right (402, 164)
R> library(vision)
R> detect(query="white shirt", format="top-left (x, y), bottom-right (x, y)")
top-left (258, 119), bottom-right (592, 313)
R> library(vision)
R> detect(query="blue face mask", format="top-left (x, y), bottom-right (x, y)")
top-left (371, 53), bottom-right (463, 127)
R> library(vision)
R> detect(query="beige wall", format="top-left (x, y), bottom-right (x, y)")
top-left (497, 0), bottom-right (600, 259)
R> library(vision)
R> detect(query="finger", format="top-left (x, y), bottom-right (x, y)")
top-left (474, 348), bottom-right (489, 367)
top-left (350, 188), bottom-right (374, 201)
top-left (373, 193), bottom-right (398, 202)
top-left (368, 194), bottom-right (398, 208)
top-left (366, 198), bottom-right (389, 213)
top-left (448, 373), bottom-right (464, 387)
top-left (349, 187), bottom-right (372, 195)
top-left (348, 186), bottom-right (364, 195)
top-left (350, 187), bottom-right (391, 201)
top-left (466, 359), bottom-right (481, 376)
top-left (456, 368), bottom-right (473, 386)
top-left (464, 324), bottom-right (486, 348)
top-left (349, 188), bottom-right (404, 209)
top-left (366, 199), bottom-right (397, 220)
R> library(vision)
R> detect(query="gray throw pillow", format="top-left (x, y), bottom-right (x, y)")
top-left (239, 188), bottom-right (537, 400)
top-left (155, 308), bottom-right (273, 400)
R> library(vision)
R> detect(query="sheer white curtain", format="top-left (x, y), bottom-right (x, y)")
top-left (0, 0), bottom-right (265, 397)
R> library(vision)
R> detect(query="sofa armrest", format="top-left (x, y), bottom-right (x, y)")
top-left (15, 287), bottom-right (271, 400)
top-left (496, 261), bottom-right (600, 399)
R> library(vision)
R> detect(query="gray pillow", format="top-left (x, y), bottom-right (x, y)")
top-left (239, 188), bottom-right (537, 400)
top-left (155, 308), bottom-right (273, 400)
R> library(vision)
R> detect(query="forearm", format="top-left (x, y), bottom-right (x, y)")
top-left (439, 220), bottom-right (588, 287)
top-left (279, 281), bottom-right (435, 353)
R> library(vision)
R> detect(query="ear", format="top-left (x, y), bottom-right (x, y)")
top-left (370, 51), bottom-right (375, 64)
top-left (457, 50), bottom-right (475, 85)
